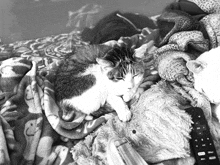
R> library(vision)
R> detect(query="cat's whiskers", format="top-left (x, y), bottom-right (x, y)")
top-left (54, 45), bottom-right (144, 122)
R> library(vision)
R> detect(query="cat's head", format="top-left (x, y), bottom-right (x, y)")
top-left (96, 46), bottom-right (144, 101)
top-left (186, 47), bottom-right (220, 104)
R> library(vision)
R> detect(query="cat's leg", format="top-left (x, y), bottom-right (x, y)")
top-left (107, 95), bottom-right (132, 122)
top-left (123, 74), bottom-right (144, 102)
top-left (85, 115), bottom-right (93, 120)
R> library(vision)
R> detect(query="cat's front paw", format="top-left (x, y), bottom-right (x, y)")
top-left (118, 110), bottom-right (132, 122)
top-left (123, 93), bottom-right (133, 102)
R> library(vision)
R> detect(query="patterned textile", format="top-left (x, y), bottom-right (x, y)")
top-left (157, 9), bottom-right (201, 46)
top-left (0, 30), bottom-right (111, 165)
top-left (200, 14), bottom-right (220, 48)
top-left (0, 31), bottom-right (88, 69)
top-left (0, 0), bottom-right (220, 164)
top-left (0, 26), bottom-right (160, 164)
top-left (69, 0), bottom-right (220, 164)
top-left (154, 0), bottom-right (220, 85)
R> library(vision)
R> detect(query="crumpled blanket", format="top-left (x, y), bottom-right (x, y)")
top-left (0, 26), bottom-right (159, 165)
top-left (0, 30), bottom-right (112, 165)
top-left (0, 0), bottom-right (220, 165)
top-left (70, 0), bottom-right (220, 164)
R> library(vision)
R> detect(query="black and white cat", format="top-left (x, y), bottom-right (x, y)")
top-left (54, 45), bottom-right (144, 122)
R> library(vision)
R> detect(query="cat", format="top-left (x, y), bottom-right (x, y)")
top-left (186, 47), bottom-right (220, 122)
top-left (54, 44), bottom-right (144, 122)
top-left (81, 11), bottom-right (157, 44)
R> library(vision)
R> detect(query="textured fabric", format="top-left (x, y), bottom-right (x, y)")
top-left (157, 9), bottom-right (201, 46)
top-left (71, 81), bottom-right (193, 164)
top-left (0, 27), bottom-right (161, 164)
top-left (71, 1), bottom-right (220, 163)
top-left (200, 14), bottom-right (220, 48)
top-left (187, 0), bottom-right (220, 13)
top-left (177, 0), bottom-right (208, 16)
top-left (0, 1), bottom-right (220, 164)
top-left (0, 31), bottom-right (106, 165)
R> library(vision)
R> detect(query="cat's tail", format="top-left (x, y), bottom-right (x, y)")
top-left (57, 102), bottom-right (86, 130)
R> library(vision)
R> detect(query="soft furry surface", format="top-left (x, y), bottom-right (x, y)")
top-left (71, 81), bottom-right (194, 165)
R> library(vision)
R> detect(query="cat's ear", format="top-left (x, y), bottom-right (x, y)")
top-left (96, 58), bottom-right (112, 69)
top-left (186, 60), bottom-right (207, 74)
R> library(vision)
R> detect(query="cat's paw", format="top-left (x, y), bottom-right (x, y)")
top-left (118, 110), bottom-right (132, 122)
top-left (123, 93), bottom-right (133, 102)
top-left (85, 115), bottom-right (93, 121)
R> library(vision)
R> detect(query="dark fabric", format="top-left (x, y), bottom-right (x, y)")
top-left (81, 11), bottom-right (157, 44)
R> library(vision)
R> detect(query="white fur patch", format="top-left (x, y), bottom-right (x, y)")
top-left (187, 47), bottom-right (220, 122)
top-left (63, 65), bottom-right (108, 114)
top-left (192, 47), bottom-right (220, 104)
top-left (63, 64), bottom-right (143, 116)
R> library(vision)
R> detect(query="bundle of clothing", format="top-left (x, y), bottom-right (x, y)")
top-left (0, 0), bottom-right (220, 165)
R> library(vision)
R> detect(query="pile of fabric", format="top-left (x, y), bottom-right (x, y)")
top-left (0, 0), bottom-right (220, 165)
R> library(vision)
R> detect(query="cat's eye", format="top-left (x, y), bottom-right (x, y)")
top-left (107, 71), bottom-right (114, 79)
top-left (116, 77), bottom-right (124, 81)
top-left (201, 88), bottom-right (206, 94)
top-left (132, 130), bottom-right (136, 134)
top-left (133, 73), bottom-right (140, 78)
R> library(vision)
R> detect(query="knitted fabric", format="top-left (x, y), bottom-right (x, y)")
top-left (187, 0), bottom-right (220, 13)
top-left (200, 14), bottom-right (220, 48)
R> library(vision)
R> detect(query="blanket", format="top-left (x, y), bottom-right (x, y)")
top-left (0, 31), bottom-right (86, 165)
top-left (0, 26), bottom-right (158, 165)
top-left (0, 0), bottom-right (220, 165)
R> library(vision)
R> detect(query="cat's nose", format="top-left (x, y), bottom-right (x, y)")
top-left (127, 82), bottom-right (134, 89)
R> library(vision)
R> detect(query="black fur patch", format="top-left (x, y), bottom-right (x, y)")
top-left (54, 45), bottom-right (111, 101)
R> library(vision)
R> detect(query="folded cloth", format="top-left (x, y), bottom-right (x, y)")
top-left (157, 9), bottom-right (201, 46)
top-left (200, 13), bottom-right (220, 48)
top-left (0, 29), bottom-right (98, 164)
top-left (175, 0), bottom-right (207, 16)
top-left (0, 57), bottom-right (32, 107)
top-left (187, 0), bottom-right (220, 13)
